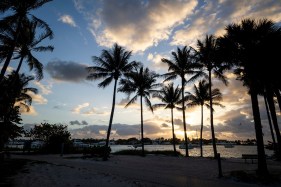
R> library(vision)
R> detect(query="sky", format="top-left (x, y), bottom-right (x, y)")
top-left (2, 0), bottom-right (281, 141)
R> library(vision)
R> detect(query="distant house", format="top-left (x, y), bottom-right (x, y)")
top-left (30, 140), bottom-right (45, 149)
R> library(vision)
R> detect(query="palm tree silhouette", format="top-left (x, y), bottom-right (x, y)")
top-left (196, 34), bottom-right (228, 158)
top-left (0, 72), bottom-right (37, 150)
top-left (186, 79), bottom-right (224, 157)
top-left (0, 0), bottom-right (53, 82)
top-left (86, 43), bottom-right (140, 152)
top-left (118, 66), bottom-right (160, 156)
top-left (218, 18), bottom-right (281, 175)
top-left (153, 83), bottom-right (182, 156)
top-left (161, 46), bottom-right (204, 157)
top-left (14, 19), bottom-right (54, 80)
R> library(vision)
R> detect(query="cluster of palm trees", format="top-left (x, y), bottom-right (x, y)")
top-left (87, 19), bottom-right (281, 176)
top-left (0, 0), bottom-right (53, 150)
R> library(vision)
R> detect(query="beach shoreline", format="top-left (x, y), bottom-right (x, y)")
top-left (9, 153), bottom-right (281, 187)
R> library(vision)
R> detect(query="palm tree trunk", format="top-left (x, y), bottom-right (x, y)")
top-left (15, 57), bottom-right (24, 75)
top-left (250, 89), bottom-right (268, 176)
top-left (208, 70), bottom-right (217, 158)
top-left (105, 79), bottom-right (118, 148)
top-left (266, 89), bottom-right (281, 160)
top-left (140, 95), bottom-right (145, 156)
top-left (181, 78), bottom-right (189, 157)
top-left (200, 104), bottom-right (204, 157)
top-left (171, 108), bottom-right (177, 156)
top-left (263, 94), bottom-right (276, 150)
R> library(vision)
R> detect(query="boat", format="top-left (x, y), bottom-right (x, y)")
top-left (132, 143), bottom-right (142, 149)
top-left (179, 143), bottom-right (197, 149)
top-left (223, 142), bottom-right (235, 148)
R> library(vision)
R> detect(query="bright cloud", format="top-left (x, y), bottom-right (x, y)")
top-left (27, 91), bottom-right (48, 105)
top-left (33, 81), bottom-right (52, 95)
top-left (72, 102), bottom-right (90, 114)
top-left (75, 0), bottom-right (198, 51)
top-left (58, 14), bottom-right (77, 27)
top-left (171, 0), bottom-right (281, 47)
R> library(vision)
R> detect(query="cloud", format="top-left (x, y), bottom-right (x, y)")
top-left (72, 103), bottom-right (90, 114)
top-left (27, 91), bottom-right (48, 105)
top-left (82, 107), bottom-right (109, 116)
top-left (70, 120), bottom-right (88, 125)
top-left (75, 0), bottom-right (198, 52)
top-left (147, 52), bottom-right (169, 70)
top-left (46, 60), bottom-right (88, 82)
top-left (70, 122), bottom-right (170, 139)
top-left (58, 14), bottom-right (77, 27)
top-left (33, 81), bottom-right (52, 95)
top-left (171, 0), bottom-right (281, 47)
top-left (21, 105), bottom-right (38, 116)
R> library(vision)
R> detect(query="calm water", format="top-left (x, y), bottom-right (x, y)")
top-left (110, 144), bottom-right (274, 158)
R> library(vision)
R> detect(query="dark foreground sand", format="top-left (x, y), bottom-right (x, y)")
top-left (10, 154), bottom-right (281, 187)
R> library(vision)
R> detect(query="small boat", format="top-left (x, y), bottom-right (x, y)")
top-left (179, 143), bottom-right (196, 149)
top-left (224, 143), bottom-right (235, 148)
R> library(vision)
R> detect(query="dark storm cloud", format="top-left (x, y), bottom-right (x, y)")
top-left (69, 120), bottom-right (88, 126)
top-left (46, 60), bottom-right (88, 82)
top-left (161, 123), bottom-right (169, 128)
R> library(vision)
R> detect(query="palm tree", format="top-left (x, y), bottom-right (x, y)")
top-left (13, 19), bottom-right (54, 80)
top-left (86, 43), bottom-right (140, 151)
top-left (153, 83), bottom-right (182, 156)
top-left (118, 66), bottom-right (160, 156)
top-left (186, 80), bottom-right (224, 157)
top-left (196, 35), bottom-right (229, 158)
top-left (218, 19), bottom-right (281, 175)
top-left (161, 46), bottom-right (204, 157)
top-left (0, 72), bottom-right (37, 150)
top-left (0, 0), bottom-right (53, 82)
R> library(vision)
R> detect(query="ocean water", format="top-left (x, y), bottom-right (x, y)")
top-left (110, 144), bottom-right (275, 158)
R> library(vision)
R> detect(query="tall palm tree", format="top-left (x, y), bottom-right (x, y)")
top-left (218, 19), bottom-right (281, 175)
top-left (153, 83), bottom-right (182, 156)
top-left (86, 43), bottom-right (140, 151)
top-left (196, 34), bottom-right (229, 158)
top-left (118, 66), bottom-right (160, 156)
top-left (161, 46), bottom-right (204, 157)
top-left (0, 0), bottom-right (53, 82)
top-left (13, 19), bottom-right (54, 80)
top-left (186, 80), bottom-right (224, 157)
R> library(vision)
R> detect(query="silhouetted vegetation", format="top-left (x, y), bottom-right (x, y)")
top-left (26, 123), bottom-right (71, 154)
top-left (118, 66), bottom-right (160, 156)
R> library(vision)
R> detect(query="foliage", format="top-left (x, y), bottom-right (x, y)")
top-left (118, 65), bottom-right (160, 156)
top-left (0, 72), bottom-right (35, 150)
top-left (86, 43), bottom-right (140, 149)
top-left (0, 0), bottom-right (54, 81)
top-left (27, 123), bottom-right (71, 153)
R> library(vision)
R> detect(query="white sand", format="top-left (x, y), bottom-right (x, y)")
top-left (11, 154), bottom-right (281, 187)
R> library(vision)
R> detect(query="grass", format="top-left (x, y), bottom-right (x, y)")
top-left (113, 149), bottom-right (182, 156)
top-left (0, 158), bottom-right (30, 187)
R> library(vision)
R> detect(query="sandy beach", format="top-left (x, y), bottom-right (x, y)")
top-left (10, 154), bottom-right (281, 187)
